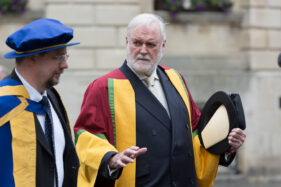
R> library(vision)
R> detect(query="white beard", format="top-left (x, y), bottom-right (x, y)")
top-left (126, 45), bottom-right (163, 77)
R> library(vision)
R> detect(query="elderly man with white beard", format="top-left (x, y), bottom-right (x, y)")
top-left (74, 13), bottom-right (246, 187)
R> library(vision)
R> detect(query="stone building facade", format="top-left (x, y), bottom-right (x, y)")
top-left (0, 0), bottom-right (281, 180)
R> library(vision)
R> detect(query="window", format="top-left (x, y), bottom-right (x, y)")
top-left (154, 0), bottom-right (233, 18)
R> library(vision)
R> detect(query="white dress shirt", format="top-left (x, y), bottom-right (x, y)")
top-left (127, 64), bottom-right (170, 117)
top-left (15, 69), bottom-right (65, 187)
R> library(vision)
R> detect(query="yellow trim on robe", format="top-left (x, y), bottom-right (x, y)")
top-left (113, 79), bottom-right (136, 187)
top-left (165, 69), bottom-right (192, 126)
top-left (10, 104), bottom-right (36, 187)
top-left (75, 79), bottom-right (136, 187)
top-left (0, 97), bottom-right (28, 127)
top-left (0, 84), bottom-right (36, 186)
top-left (0, 85), bottom-right (29, 98)
top-left (193, 136), bottom-right (220, 187)
top-left (76, 131), bottom-right (118, 187)
top-left (164, 69), bottom-right (220, 187)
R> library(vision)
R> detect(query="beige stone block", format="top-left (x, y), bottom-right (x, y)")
top-left (242, 29), bottom-right (267, 49)
top-left (72, 0), bottom-right (138, 2)
top-left (27, 0), bottom-right (44, 10)
top-left (67, 48), bottom-right (95, 69)
top-left (248, 8), bottom-right (281, 28)
top-left (72, 0), bottom-right (115, 2)
top-left (46, 4), bottom-right (95, 25)
top-left (46, 0), bottom-right (69, 2)
top-left (165, 24), bottom-right (241, 56)
top-left (250, 0), bottom-right (267, 6)
top-left (72, 0), bottom-right (139, 2)
top-left (96, 49), bottom-right (125, 69)
top-left (248, 50), bottom-right (279, 70)
top-left (118, 0), bottom-right (139, 2)
top-left (56, 72), bottom-right (103, 127)
top-left (267, 0), bottom-right (281, 7)
top-left (95, 5), bottom-right (140, 25)
top-left (232, 1), bottom-right (242, 12)
top-left (74, 27), bottom-right (117, 47)
top-left (0, 24), bottom-right (24, 54)
top-left (117, 27), bottom-right (127, 47)
top-left (241, 0), bottom-right (266, 7)
top-left (268, 30), bottom-right (281, 49)
top-left (240, 0), bottom-right (250, 7)
top-left (140, 0), bottom-right (153, 12)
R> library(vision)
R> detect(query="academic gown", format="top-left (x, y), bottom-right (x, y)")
top-left (0, 71), bottom-right (79, 187)
top-left (74, 61), bottom-right (227, 187)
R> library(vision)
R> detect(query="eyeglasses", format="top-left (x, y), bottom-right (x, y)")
top-left (130, 39), bottom-right (160, 49)
top-left (53, 54), bottom-right (69, 63)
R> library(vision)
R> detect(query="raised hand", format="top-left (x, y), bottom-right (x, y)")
top-left (109, 146), bottom-right (147, 169)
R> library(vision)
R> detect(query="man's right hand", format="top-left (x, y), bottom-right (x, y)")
top-left (109, 146), bottom-right (147, 169)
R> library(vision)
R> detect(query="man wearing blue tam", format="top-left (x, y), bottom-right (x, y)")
top-left (0, 18), bottom-right (79, 187)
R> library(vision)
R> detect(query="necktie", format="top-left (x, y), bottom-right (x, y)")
top-left (144, 77), bottom-right (159, 98)
top-left (144, 77), bottom-right (170, 118)
top-left (40, 96), bottom-right (54, 151)
top-left (40, 96), bottom-right (58, 187)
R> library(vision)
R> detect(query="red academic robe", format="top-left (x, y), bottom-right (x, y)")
top-left (74, 66), bottom-right (200, 143)
top-left (74, 64), bottom-right (220, 187)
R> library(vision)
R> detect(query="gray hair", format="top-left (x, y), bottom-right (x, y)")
top-left (126, 13), bottom-right (166, 43)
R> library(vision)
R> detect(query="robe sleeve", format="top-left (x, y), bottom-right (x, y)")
top-left (74, 79), bottom-right (118, 187)
top-left (179, 74), bottom-right (237, 167)
top-left (74, 79), bottom-right (115, 144)
top-left (179, 73), bottom-right (221, 187)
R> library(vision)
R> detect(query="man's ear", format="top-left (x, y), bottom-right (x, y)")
top-left (126, 37), bottom-right (129, 46)
top-left (162, 40), bottom-right (166, 49)
top-left (27, 55), bottom-right (41, 67)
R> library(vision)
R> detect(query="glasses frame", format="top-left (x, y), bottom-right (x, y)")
top-left (53, 54), bottom-right (69, 64)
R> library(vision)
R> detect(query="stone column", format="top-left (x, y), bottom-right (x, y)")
top-left (240, 0), bottom-right (281, 179)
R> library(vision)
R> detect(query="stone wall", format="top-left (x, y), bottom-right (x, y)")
top-left (239, 0), bottom-right (281, 179)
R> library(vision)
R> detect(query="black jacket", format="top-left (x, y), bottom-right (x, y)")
top-left (8, 71), bottom-right (79, 187)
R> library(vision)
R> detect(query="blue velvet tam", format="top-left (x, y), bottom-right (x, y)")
top-left (4, 18), bottom-right (80, 59)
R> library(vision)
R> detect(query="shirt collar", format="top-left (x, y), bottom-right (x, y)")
top-left (15, 68), bottom-right (47, 102)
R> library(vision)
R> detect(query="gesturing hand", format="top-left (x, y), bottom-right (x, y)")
top-left (109, 146), bottom-right (147, 169)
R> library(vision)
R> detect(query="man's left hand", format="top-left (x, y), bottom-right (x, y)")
top-left (228, 128), bottom-right (246, 153)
